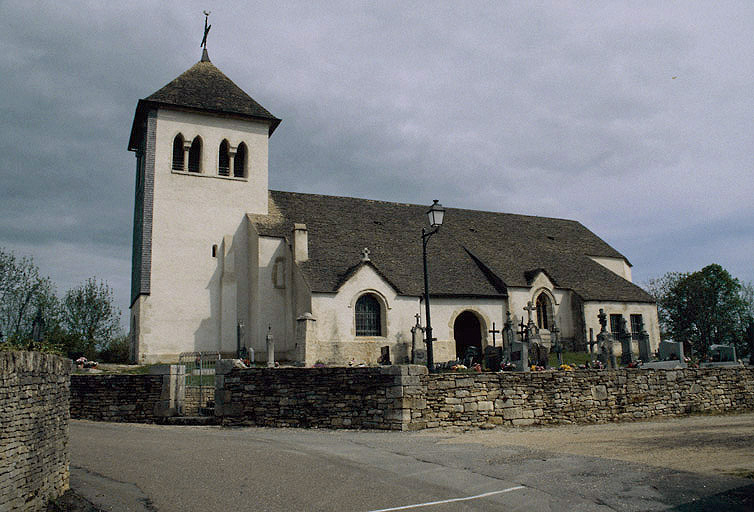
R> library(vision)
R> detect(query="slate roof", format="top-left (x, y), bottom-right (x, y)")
top-left (128, 51), bottom-right (280, 150)
top-left (250, 191), bottom-right (655, 303)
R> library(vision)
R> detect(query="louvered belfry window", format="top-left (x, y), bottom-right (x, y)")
top-left (355, 294), bottom-right (381, 336)
top-left (188, 137), bottom-right (202, 172)
top-left (172, 134), bottom-right (184, 170)
top-left (218, 140), bottom-right (230, 176)
top-left (234, 142), bottom-right (247, 178)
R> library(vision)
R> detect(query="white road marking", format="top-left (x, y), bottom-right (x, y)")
top-left (367, 485), bottom-right (526, 511)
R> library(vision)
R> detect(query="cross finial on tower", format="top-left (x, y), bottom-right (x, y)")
top-left (201, 11), bottom-right (212, 49)
top-left (361, 247), bottom-right (371, 262)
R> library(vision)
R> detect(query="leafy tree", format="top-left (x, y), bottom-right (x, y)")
top-left (62, 278), bottom-right (122, 359)
top-left (643, 271), bottom-right (682, 340)
top-left (0, 248), bottom-right (61, 346)
top-left (648, 264), bottom-right (747, 357)
top-left (98, 334), bottom-right (131, 363)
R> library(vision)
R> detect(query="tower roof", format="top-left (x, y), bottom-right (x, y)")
top-left (128, 52), bottom-right (281, 150)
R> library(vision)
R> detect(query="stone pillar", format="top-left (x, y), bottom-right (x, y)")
top-left (182, 140), bottom-right (191, 172)
top-left (296, 312), bottom-right (317, 365)
top-left (228, 146), bottom-right (237, 176)
top-left (149, 364), bottom-right (185, 417)
top-left (266, 328), bottom-right (275, 367)
top-left (214, 359), bottom-right (240, 418)
top-left (381, 365), bottom-right (428, 431)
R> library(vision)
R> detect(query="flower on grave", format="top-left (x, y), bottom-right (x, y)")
top-left (313, 360), bottom-right (326, 368)
top-left (501, 362), bottom-right (516, 372)
top-left (559, 364), bottom-right (574, 371)
top-left (472, 363), bottom-right (482, 372)
top-left (530, 365), bottom-right (545, 371)
top-left (451, 364), bottom-right (467, 371)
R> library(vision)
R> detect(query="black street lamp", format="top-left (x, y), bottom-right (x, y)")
top-left (422, 199), bottom-right (445, 372)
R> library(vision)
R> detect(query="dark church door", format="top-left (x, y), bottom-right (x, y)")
top-left (454, 311), bottom-right (482, 361)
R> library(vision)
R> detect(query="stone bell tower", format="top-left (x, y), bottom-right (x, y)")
top-left (127, 46), bottom-right (281, 363)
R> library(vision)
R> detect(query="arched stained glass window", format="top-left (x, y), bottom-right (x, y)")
top-left (536, 294), bottom-right (550, 330)
top-left (355, 294), bottom-right (382, 336)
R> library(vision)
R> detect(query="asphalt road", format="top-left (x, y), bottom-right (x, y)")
top-left (70, 415), bottom-right (754, 511)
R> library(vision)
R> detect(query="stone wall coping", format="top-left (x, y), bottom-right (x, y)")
top-left (0, 350), bottom-right (73, 375)
top-left (148, 363), bottom-right (186, 375)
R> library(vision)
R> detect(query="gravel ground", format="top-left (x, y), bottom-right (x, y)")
top-left (419, 412), bottom-right (754, 480)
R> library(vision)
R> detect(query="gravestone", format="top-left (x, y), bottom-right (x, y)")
top-left (708, 344), bottom-right (735, 362)
top-left (636, 318), bottom-right (651, 363)
top-left (413, 348), bottom-right (427, 365)
top-left (463, 346), bottom-right (481, 367)
top-left (596, 309), bottom-right (616, 369)
top-left (510, 340), bottom-right (529, 372)
top-left (699, 344), bottom-right (741, 367)
top-left (378, 346), bottom-right (391, 365)
top-left (551, 321), bottom-right (563, 366)
top-left (619, 318), bottom-right (634, 365)
top-left (658, 340), bottom-right (684, 361)
top-left (501, 312), bottom-right (515, 362)
top-left (484, 346), bottom-right (503, 371)
top-left (530, 342), bottom-right (549, 368)
top-left (410, 313), bottom-right (424, 364)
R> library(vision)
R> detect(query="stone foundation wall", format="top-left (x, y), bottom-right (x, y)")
top-left (70, 365), bottom-right (184, 422)
top-left (215, 365), bottom-right (427, 430)
top-left (0, 351), bottom-right (72, 511)
top-left (422, 368), bottom-right (754, 428)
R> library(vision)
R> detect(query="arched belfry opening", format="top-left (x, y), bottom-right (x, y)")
top-left (218, 139), bottom-right (230, 176)
top-left (234, 142), bottom-right (247, 178)
top-left (188, 136), bottom-right (202, 172)
top-left (454, 311), bottom-right (483, 360)
top-left (172, 134), bottom-right (184, 170)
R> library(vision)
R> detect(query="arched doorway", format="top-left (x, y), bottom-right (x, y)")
top-left (454, 311), bottom-right (482, 361)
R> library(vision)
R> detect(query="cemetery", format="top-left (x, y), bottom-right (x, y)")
top-left (65, 310), bottom-right (754, 430)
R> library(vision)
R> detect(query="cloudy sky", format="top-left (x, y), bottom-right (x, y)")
top-left (1, 1), bottom-right (752, 324)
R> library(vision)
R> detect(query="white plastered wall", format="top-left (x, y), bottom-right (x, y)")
top-left (309, 266), bottom-right (420, 365)
top-left (583, 301), bottom-right (660, 355)
top-left (135, 109), bottom-right (270, 362)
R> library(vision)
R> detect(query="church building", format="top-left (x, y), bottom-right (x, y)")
top-left (128, 49), bottom-right (660, 365)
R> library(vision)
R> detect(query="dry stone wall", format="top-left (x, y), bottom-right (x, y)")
top-left (1, 351), bottom-right (71, 512)
top-left (70, 365), bottom-right (184, 423)
top-left (215, 364), bottom-right (427, 430)
top-left (422, 368), bottom-right (754, 428)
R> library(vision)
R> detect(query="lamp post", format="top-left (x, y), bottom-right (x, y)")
top-left (422, 199), bottom-right (445, 372)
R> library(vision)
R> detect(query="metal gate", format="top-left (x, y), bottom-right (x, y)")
top-left (178, 351), bottom-right (220, 416)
